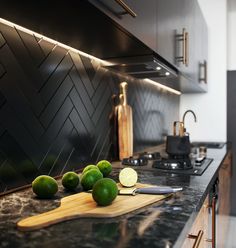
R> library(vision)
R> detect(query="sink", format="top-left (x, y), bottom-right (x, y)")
top-left (191, 142), bottom-right (225, 149)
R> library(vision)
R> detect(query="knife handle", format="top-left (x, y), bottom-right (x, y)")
top-left (136, 187), bottom-right (183, 195)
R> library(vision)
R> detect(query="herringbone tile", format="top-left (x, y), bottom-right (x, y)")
top-left (0, 32), bottom-right (6, 48)
top-left (0, 63), bottom-right (6, 80)
top-left (0, 22), bottom-right (179, 195)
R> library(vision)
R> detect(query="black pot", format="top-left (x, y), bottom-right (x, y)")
top-left (166, 135), bottom-right (191, 156)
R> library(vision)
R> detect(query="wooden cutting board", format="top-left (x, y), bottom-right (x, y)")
top-left (17, 183), bottom-right (170, 231)
top-left (118, 82), bottom-right (133, 160)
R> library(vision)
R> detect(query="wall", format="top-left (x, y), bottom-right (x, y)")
top-left (180, 0), bottom-right (227, 142)
top-left (0, 21), bottom-right (179, 194)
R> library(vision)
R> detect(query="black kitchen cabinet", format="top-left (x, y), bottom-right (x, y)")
top-left (90, 0), bottom-right (208, 93)
top-left (88, 0), bottom-right (157, 51)
top-left (0, 1), bottom-right (152, 59)
top-left (156, 0), bottom-right (183, 68)
top-left (156, 0), bottom-right (208, 93)
top-left (0, 0), bottom-right (208, 93)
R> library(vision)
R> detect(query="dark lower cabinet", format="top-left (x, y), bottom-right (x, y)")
top-left (181, 152), bottom-right (232, 248)
top-left (182, 195), bottom-right (209, 248)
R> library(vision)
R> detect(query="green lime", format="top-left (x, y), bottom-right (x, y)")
top-left (32, 175), bottom-right (58, 199)
top-left (81, 169), bottom-right (103, 191)
top-left (97, 160), bottom-right (112, 177)
top-left (92, 178), bottom-right (118, 206)
top-left (82, 164), bottom-right (99, 174)
top-left (62, 171), bottom-right (80, 190)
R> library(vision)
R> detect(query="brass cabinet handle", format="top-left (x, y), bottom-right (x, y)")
top-left (188, 230), bottom-right (204, 248)
top-left (184, 31), bottom-right (189, 66)
top-left (207, 196), bottom-right (216, 248)
top-left (199, 60), bottom-right (207, 83)
top-left (175, 28), bottom-right (188, 66)
top-left (211, 196), bottom-right (216, 248)
top-left (115, 0), bottom-right (137, 17)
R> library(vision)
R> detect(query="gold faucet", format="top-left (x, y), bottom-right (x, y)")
top-left (182, 110), bottom-right (197, 133)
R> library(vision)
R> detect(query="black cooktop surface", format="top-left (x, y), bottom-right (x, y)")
top-left (121, 151), bottom-right (213, 176)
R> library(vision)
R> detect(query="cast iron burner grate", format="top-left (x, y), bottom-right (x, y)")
top-left (152, 157), bottom-right (213, 176)
top-left (122, 152), bottom-right (161, 166)
top-left (152, 157), bottom-right (193, 170)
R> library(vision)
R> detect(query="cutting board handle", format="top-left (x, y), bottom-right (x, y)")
top-left (120, 82), bottom-right (128, 106)
top-left (17, 207), bottom-right (80, 231)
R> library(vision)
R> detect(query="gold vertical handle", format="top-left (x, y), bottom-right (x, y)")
top-left (184, 30), bottom-right (189, 66)
top-left (204, 60), bottom-right (207, 83)
top-left (199, 61), bottom-right (207, 83)
top-left (211, 196), bottom-right (216, 248)
top-left (188, 230), bottom-right (204, 248)
top-left (175, 28), bottom-right (188, 66)
top-left (115, 0), bottom-right (137, 17)
top-left (207, 195), bottom-right (216, 248)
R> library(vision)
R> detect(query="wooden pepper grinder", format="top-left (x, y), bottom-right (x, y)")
top-left (117, 82), bottom-right (133, 160)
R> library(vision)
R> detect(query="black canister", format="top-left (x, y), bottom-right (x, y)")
top-left (166, 135), bottom-right (191, 157)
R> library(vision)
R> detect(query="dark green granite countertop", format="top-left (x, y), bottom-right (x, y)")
top-left (0, 145), bottom-right (228, 248)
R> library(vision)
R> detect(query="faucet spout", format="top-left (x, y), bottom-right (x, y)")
top-left (182, 110), bottom-right (197, 123)
top-left (182, 110), bottom-right (197, 133)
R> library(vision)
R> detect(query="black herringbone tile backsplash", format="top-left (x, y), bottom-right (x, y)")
top-left (0, 22), bottom-right (179, 194)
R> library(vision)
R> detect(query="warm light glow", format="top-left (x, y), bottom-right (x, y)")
top-left (0, 18), bottom-right (181, 95)
top-left (165, 72), bottom-right (170, 76)
top-left (156, 66), bottom-right (162, 71)
top-left (144, 79), bottom-right (181, 95)
top-left (0, 18), bottom-right (112, 66)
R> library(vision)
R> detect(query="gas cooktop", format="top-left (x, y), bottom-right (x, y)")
top-left (122, 152), bottom-right (213, 176)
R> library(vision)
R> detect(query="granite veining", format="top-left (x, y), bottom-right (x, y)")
top-left (0, 146), bottom-right (228, 248)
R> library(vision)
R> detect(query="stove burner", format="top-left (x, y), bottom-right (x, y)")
top-left (122, 157), bottom-right (148, 166)
top-left (152, 158), bottom-right (193, 170)
top-left (139, 152), bottom-right (161, 160)
top-left (122, 152), bottom-right (161, 166)
top-left (121, 152), bottom-right (160, 166)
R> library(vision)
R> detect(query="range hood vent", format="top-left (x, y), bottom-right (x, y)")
top-left (104, 55), bottom-right (178, 79)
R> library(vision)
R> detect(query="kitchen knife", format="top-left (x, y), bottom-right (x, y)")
top-left (119, 186), bottom-right (183, 195)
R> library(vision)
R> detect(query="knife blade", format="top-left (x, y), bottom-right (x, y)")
top-left (119, 186), bottom-right (183, 195)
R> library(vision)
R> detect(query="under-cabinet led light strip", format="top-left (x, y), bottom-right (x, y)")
top-left (0, 18), bottom-right (111, 66)
top-left (0, 18), bottom-right (181, 95)
top-left (144, 79), bottom-right (181, 95)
